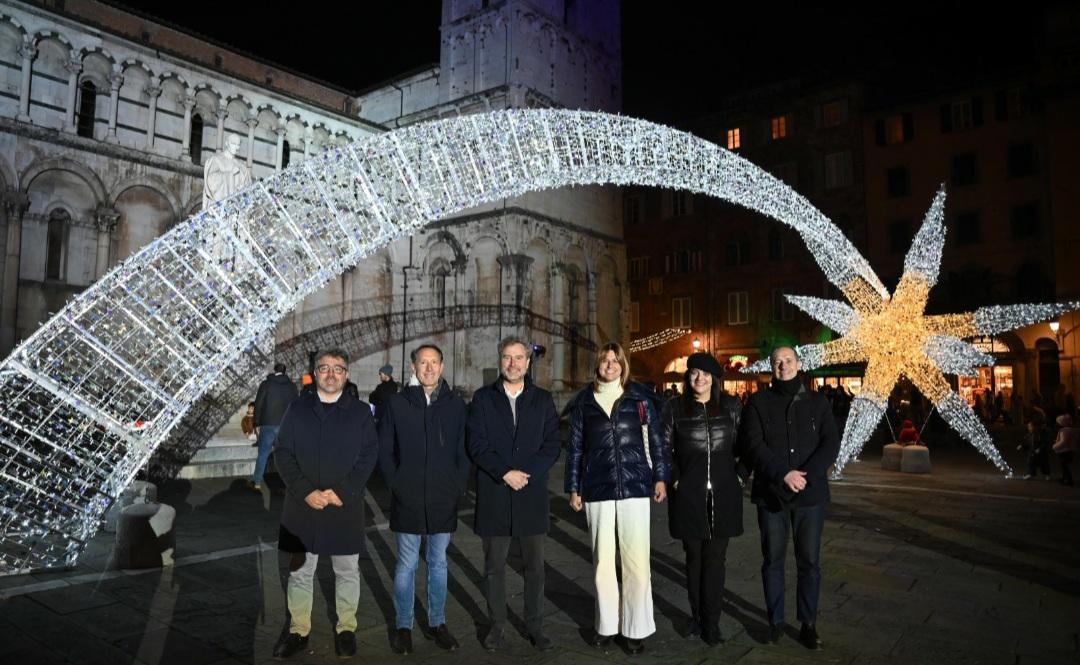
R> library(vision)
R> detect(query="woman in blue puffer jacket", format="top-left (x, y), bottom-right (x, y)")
top-left (564, 342), bottom-right (669, 654)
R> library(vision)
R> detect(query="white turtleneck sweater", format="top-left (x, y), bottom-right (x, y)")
top-left (594, 378), bottom-right (624, 417)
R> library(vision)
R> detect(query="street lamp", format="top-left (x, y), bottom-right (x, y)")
top-left (691, 337), bottom-right (701, 351)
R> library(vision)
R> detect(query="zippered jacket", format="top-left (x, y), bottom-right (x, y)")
top-left (564, 381), bottom-right (669, 502)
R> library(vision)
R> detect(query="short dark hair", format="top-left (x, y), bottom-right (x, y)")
top-left (498, 336), bottom-right (532, 359)
top-left (273, 362), bottom-right (287, 374)
top-left (410, 343), bottom-right (443, 363)
top-left (315, 348), bottom-right (349, 366)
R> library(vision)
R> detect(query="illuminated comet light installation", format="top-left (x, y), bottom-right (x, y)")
top-left (745, 189), bottom-right (1080, 477)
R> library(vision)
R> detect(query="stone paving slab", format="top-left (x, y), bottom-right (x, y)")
top-left (1, 438), bottom-right (1079, 664)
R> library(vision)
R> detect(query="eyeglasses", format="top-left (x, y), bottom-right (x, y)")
top-left (316, 365), bottom-right (347, 375)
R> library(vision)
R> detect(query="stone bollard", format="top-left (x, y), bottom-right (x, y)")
top-left (901, 444), bottom-right (931, 474)
top-left (881, 443), bottom-right (904, 471)
top-left (114, 502), bottom-right (176, 569)
top-left (103, 480), bottom-right (158, 533)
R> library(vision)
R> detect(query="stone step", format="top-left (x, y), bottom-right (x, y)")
top-left (177, 459), bottom-right (256, 480)
top-left (177, 402), bottom-right (258, 479)
top-left (190, 443), bottom-right (258, 463)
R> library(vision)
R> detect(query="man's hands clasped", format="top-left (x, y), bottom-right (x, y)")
top-left (304, 489), bottom-right (344, 510)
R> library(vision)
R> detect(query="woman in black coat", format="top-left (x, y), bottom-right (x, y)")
top-left (661, 352), bottom-right (744, 645)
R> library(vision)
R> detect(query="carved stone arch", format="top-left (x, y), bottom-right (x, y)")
top-left (256, 103), bottom-right (281, 122)
top-left (79, 45), bottom-right (117, 68)
top-left (422, 230), bottom-right (467, 269)
top-left (158, 70), bottom-right (189, 90)
top-left (33, 29), bottom-right (73, 52)
top-left (107, 175), bottom-right (181, 220)
top-left (120, 58), bottom-right (154, 79)
top-left (0, 14), bottom-right (28, 39)
top-left (19, 156), bottom-right (106, 204)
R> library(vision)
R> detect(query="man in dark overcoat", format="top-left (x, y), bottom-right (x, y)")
top-left (378, 343), bottom-right (469, 654)
top-left (468, 337), bottom-right (561, 652)
top-left (741, 346), bottom-right (839, 651)
top-left (271, 348), bottom-right (377, 660)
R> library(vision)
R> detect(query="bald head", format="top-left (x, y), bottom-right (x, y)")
top-left (769, 346), bottom-right (800, 381)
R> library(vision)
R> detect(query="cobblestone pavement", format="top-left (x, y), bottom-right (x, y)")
top-left (2, 429), bottom-right (1079, 664)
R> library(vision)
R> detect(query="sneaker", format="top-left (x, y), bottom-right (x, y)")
top-left (335, 631), bottom-right (356, 658)
top-left (625, 637), bottom-right (645, 654)
top-left (273, 633), bottom-right (309, 659)
top-left (246, 480), bottom-right (262, 491)
top-left (482, 627), bottom-right (503, 651)
top-left (432, 624), bottom-right (459, 651)
top-left (530, 632), bottom-right (554, 651)
top-left (391, 628), bottom-right (413, 655)
top-left (767, 623), bottom-right (783, 645)
top-left (799, 623), bottom-right (823, 650)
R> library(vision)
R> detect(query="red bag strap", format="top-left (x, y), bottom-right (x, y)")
top-left (637, 400), bottom-right (646, 425)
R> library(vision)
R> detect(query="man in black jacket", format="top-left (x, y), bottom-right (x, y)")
top-left (250, 362), bottom-right (297, 491)
top-left (378, 343), bottom-right (469, 655)
top-left (468, 337), bottom-right (561, 652)
top-left (271, 349), bottom-right (378, 660)
top-left (368, 364), bottom-right (399, 421)
top-left (741, 346), bottom-right (839, 650)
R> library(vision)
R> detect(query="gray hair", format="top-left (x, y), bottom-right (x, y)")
top-left (315, 348), bottom-right (349, 366)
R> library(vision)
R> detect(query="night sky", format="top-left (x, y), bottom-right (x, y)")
top-left (112, 1), bottom-right (1041, 124)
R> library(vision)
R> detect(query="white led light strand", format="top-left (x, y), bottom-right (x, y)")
top-left (627, 328), bottom-right (691, 354)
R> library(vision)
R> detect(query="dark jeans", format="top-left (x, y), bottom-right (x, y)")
top-left (1059, 451), bottom-right (1075, 485)
top-left (483, 535), bottom-right (545, 634)
top-left (757, 503), bottom-right (825, 626)
top-left (682, 537), bottom-right (729, 629)
top-left (1027, 451), bottom-right (1050, 477)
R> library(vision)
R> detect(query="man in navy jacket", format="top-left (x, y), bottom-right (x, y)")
top-left (741, 346), bottom-right (839, 651)
top-left (272, 349), bottom-right (377, 660)
top-left (378, 343), bottom-right (469, 654)
top-left (468, 337), bottom-right (561, 651)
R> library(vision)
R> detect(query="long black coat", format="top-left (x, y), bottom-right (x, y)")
top-left (273, 392), bottom-right (378, 555)
top-left (468, 376), bottom-right (561, 537)
top-left (564, 381), bottom-right (670, 502)
top-left (662, 394), bottom-right (744, 539)
top-left (377, 380), bottom-right (469, 534)
top-left (740, 381), bottom-right (840, 511)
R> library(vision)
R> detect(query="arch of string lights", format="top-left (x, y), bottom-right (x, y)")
top-left (627, 328), bottom-right (691, 354)
top-left (0, 109), bottom-right (1073, 575)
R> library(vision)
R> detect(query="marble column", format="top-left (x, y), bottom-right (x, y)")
top-left (586, 269), bottom-right (599, 350)
top-left (94, 206), bottom-right (120, 280)
top-left (180, 92), bottom-right (195, 162)
top-left (550, 266), bottom-right (566, 390)
top-left (144, 80), bottom-right (161, 150)
top-left (16, 41), bottom-right (36, 123)
top-left (1, 190), bottom-right (30, 354)
top-left (62, 56), bottom-right (82, 134)
top-left (215, 99), bottom-right (227, 151)
top-left (274, 126), bottom-right (286, 170)
top-left (245, 115), bottom-right (258, 168)
top-left (105, 69), bottom-right (122, 143)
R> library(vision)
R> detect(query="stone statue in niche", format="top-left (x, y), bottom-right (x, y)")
top-left (202, 133), bottom-right (252, 265)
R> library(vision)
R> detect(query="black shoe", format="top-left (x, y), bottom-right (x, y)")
top-left (702, 626), bottom-right (724, 646)
top-left (246, 480), bottom-right (262, 491)
top-left (685, 616), bottom-right (701, 637)
top-left (589, 632), bottom-right (612, 648)
top-left (799, 623), bottom-right (823, 650)
top-left (625, 637), bottom-right (645, 654)
top-left (391, 628), bottom-right (413, 655)
top-left (767, 623), bottom-right (784, 645)
top-left (335, 631), bottom-right (356, 658)
top-left (482, 627), bottom-right (503, 651)
top-left (530, 633), bottom-right (554, 651)
top-left (273, 633), bottom-right (309, 659)
top-left (432, 624), bottom-right (459, 651)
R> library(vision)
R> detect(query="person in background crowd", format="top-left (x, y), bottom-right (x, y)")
top-left (242, 401), bottom-right (256, 442)
top-left (564, 342), bottom-right (669, 654)
top-left (249, 363), bottom-right (297, 491)
top-left (1052, 414), bottom-right (1077, 486)
top-left (369, 364), bottom-right (399, 420)
top-left (1018, 419), bottom-right (1051, 480)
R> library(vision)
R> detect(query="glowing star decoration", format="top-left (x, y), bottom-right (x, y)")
top-left (745, 188), bottom-right (1080, 477)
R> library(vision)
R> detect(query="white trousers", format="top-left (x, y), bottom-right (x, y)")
top-left (584, 497), bottom-right (656, 639)
top-left (286, 553), bottom-right (360, 636)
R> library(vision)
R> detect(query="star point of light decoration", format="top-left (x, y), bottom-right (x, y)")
top-left (745, 187), bottom-right (1080, 477)
top-left (628, 328), bottom-right (691, 354)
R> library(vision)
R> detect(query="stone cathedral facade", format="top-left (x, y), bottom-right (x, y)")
top-left (0, 0), bottom-right (626, 400)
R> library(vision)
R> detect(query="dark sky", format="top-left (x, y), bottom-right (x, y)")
top-left (111, 1), bottom-right (1043, 124)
